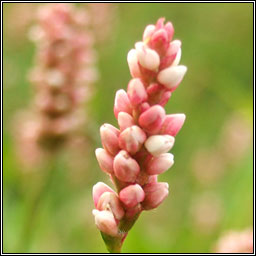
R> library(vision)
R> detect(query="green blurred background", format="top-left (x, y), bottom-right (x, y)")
top-left (3, 3), bottom-right (253, 253)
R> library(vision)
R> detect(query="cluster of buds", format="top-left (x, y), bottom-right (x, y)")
top-left (16, 3), bottom-right (98, 166)
top-left (93, 18), bottom-right (187, 252)
top-left (214, 228), bottom-right (253, 253)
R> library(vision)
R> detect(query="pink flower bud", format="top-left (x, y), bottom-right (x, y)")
top-left (127, 78), bottom-right (148, 105)
top-left (113, 150), bottom-right (140, 182)
top-left (146, 83), bottom-right (162, 95)
top-left (139, 105), bottom-right (165, 134)
top-left (161, 114), bottom-right (186, 136)
top-left (135, 42), bottom-right (160, 71)
top-left (158, 91), bottom-right (172, 106)
top-left (97, 192), bottom-right (125, 220)
top-left (127, 49), bottom-right (141, 78)
top-left (114, 89), bottom-right (133, 118)
top-left (146, 153), bottom-right (174, 175)
top-left (155, 17), bottom-right (165, 29)
top-left (164, 22), bottom-right (174, 41)
top-left (149, 28), bottom-right (169, 54)
top-left (100, 124), bottom-right (120, 155)
top-left (93, 182), bottom-right (115, 207)
top-left (95, 148), bottom-right (114, 174)
top-left (117, 112), bottom-right (135, 131)
top-left (148, 174), bottom-right (158, 184)
top-left (157, 65), bottom-right (187, 91)
top-left (119, 125), bottom-right (147, 155)
top-left (119, 184), bottom-right (145, 208)
top-left (143, 24), bottom-right (155, 42)
top-left (142, 182), bottom-right (169, 210)
top-left (139, 102), bottom-right (150, 113)
top-left (145, 135), bottom-right (175, 156)
top-left (93, 210), bottom-right (118, 237)
top-left (125, 204), bottom-right (142, 219)
top-left (171, 48), bottom-right (182, 67)
top-left (160, 40), bottom-right (181, 70)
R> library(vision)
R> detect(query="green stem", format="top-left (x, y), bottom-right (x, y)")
top-left (15, 156), bottom-right (57, 252)
top-left (101, 232), bottom-right (123, 253)
top-left (101, 212), bottom-right (141, 253)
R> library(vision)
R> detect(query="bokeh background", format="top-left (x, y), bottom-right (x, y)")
top-left (3, 3), bottom-right (253, 253)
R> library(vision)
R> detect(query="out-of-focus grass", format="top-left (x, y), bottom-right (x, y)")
top-left (3, 3), bottom-right (253, 253)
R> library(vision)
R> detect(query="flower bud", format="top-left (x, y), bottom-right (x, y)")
top-left (161, 114), bottom-right (186, 137)
top-left (143, 24), bottom-right (155, 42)
top-left (158, 91), bottom-right (172, 106)
top-left (145, 135), bottom-right (175, 156)
top-left (127, 49), bottom-right (141, 78)
top-left (100, 124), bottom-right (120, 155)
top-left (135, 42), bottom-right (160, 71)
top-left (160, 40), bottom-right (181, 69)
top-left (119, 125), bottom-right (147, 155)
top-left (139, 102), bottom-right (150, 113)
top-left (125, 204), bottom-right (142, 219)
top-left (164, 21), bottom-right (174, 41)
top-left (93, 182), bottom-right (115, 207)
top-left (114, 89), bottom-right (133, 118)
top-left (139, 105), bottom-right (165, 134)
top-left (113, 150), bottom-right (140, 182)
top-left (157, 65), bottom-right (187, 91)
top-left (119, 184), bottom-right (145, 208)
top-left (149, 28), bottom-right (169, 54)
top-left (95, 148), bottom-right (114, 174)
top-left (117, 112), bottom-right (135, 131)
top-left (127, 78), bottom-right (148, 105)
top-left (93, 210), bottom-right (118, 237)
top-left (142, 182), bottom-right (169, 210)
top-left (146, 153), bottom-right (174, 175)
top-left (148, 175), bottom-right (158, 184)
top-left (97, 192), bottom-right (124, 220)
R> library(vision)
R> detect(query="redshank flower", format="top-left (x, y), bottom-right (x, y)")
top-left (93, 18), bottom-right (187, 253)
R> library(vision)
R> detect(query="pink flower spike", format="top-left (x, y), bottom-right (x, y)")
top-left (145, 135), bottom-right (175, 156)
top-left (97, 192), bottom-right (125, 220)
top-left (135, 42), bottom-right (160, 71)
top-left (143, 24), bottom-right (156, 42)
top-left (100, 124), bottom-right (120, 155)
top-left (161, 114), bottom-right (186, 137)
top-left (157, 65), bottom-right (187, 91)
top-left (127, 49), bottom-right (141, 78)
top-left (117, 112), bottom-right (135, 131)
top-left (127, 78), bottom-right (148, 106)
top-left (146, 153), bottom-right (174, 175)
top-left (113, 150), bottom-right (140, 182)
top-left (119, 125), bottom-right (147, 155)
top-left (93, 182), bottom-right (115, 207)
top-left (95, 148), bottom-right (114, 174)
top-left (93, 18), bottom-right (187, 252)
top-left (114, 89), bottom-right (133, 118)
top-left (139, 105), bottom-right (166, 134)
top-left (94, 210), bottom-right (119, 237)
top-left (119, 184), bottom-right (145, 208)
top-left (142, 182), bottom-right (169, 210)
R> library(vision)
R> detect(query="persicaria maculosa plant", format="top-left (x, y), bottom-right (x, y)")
top-left (93, 18), bottom-right (187, 253)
